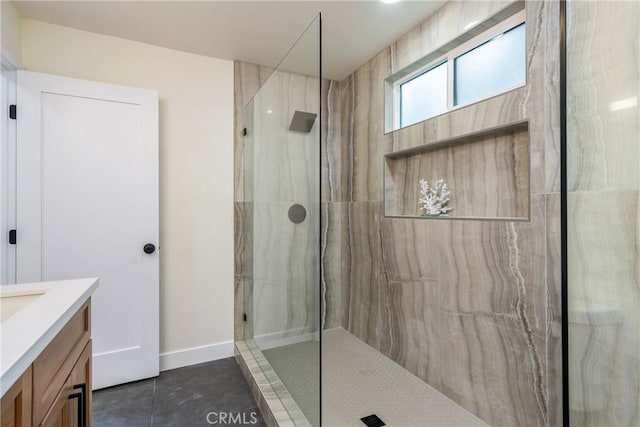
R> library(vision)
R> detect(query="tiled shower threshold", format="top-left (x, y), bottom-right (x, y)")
top-left (235, 338), bottom-right (311, 426)
top-left (236, 328), bottom-right (488, 427)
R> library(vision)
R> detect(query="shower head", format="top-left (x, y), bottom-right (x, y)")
top-left (289, 110), bottom-right (317, 133)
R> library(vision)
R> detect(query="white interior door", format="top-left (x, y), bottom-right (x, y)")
top-left (16, 70), bottom-right (159, 389)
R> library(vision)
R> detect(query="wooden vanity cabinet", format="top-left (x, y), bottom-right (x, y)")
top-left (0, 368), bottom-right (32, 427)
top-left (1, 300), bottom-right (92, 427)
top-left (40, 342), bottom-right (91, 427)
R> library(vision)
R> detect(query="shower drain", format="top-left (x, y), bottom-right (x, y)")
top-left (360, 414), bottom-right (386, 427)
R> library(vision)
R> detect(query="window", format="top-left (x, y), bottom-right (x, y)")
top-left (400, 62), bottom-right (447, 128)
top-left (454, 23), bottom-right (526, 106)
top-left (386, 9), bottom-right (526, 132)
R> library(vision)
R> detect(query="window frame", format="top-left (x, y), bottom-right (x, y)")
top-left (391, 10), bottom-right (526, 131)
top-left (397, 58), bottom-right (448, 129)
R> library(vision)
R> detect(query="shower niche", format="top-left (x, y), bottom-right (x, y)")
top-left (384, 120), bottom-right (530, 220)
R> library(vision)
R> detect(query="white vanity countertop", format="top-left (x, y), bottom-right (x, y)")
top-left (0, 278), bottom-right (99, 397)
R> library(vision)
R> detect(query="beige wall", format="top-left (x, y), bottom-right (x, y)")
top-left (0, 0), bottom-right (22, 67)
top-left (21, 19), bottom-right (235, 367)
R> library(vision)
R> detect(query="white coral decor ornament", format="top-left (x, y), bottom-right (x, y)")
top-left (418, 178), bottom-right (452, 216)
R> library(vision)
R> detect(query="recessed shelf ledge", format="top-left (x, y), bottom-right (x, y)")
top-left (384, 120), bottom-right (530, 221)
top-left (385, 120), bottom-right (529, 159)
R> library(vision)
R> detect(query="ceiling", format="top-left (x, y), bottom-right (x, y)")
top-left (13, 1), bottom-right (446, 81)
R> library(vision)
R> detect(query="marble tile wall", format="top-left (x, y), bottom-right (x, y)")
top-left (335, 1), bottom-right (562, 426)
top-left (566, 2), bottom-right (639, 425)
top-left (234, 61), bottom-right (344, 340)
top-left (247, 68), bottom-right (320, 344)
top-left (234, 62), bottom-right (274, 342)
top-left (385, 126), bottom-right (530, 219)
top-left (235, 1), bottom-right (566, 426)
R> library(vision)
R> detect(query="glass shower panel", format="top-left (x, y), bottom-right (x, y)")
top-left (242, 15), bottom-right (321, 426)
top-left (567, 1), bottom-right (639, 425)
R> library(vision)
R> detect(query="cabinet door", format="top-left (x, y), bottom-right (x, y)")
top-left (33, 302), bottom-right (90, 426)
top-left (41, 341), bottom-right (92, 427)
top-left (0, 367), bottom-right (32, 427)
top-left (69, 341), bottom-right (92, 427)
top-left (40, 377), bottom-right (72, 427)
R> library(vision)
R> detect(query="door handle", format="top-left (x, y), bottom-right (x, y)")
top-left (69, 383), bottom-right (87, 427)
top-left (143, 243), bottom-right (156, 254)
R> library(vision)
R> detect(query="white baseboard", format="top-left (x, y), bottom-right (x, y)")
top-left (160, 340), bottom-right (234, 371)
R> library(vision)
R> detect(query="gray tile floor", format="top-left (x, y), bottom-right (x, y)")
top-left (93, 357), bottom-right (266, 427)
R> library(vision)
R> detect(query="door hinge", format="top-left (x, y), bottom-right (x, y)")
top-left (243, 313), bottom-right (247, 322)
top-left (8, 229), bottom-right (16, 245)
top-left (9, 105), bottom-right (16, 120)
top-left (242, 128), bottom-right (247, 136)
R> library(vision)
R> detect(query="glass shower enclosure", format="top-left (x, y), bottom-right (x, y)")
top-left (241, 15), bottom-right (321, 426)
top-left (566, 1), bottom-right (639, 425)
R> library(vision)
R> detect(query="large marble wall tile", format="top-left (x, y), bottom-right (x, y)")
top-left (251, 201), bottom-right (318, 340)
top-left (321, 202), bottom-right (349, 330)
top-left (335, 2), bottom-right (561, 425)
top-left (345, 202), bottom-right (385, 349)
top-left (525, 0), bottom-right (561, 194)
top-left (234, 62), bottom-right (276, 110)
top-left (566, 3), bottom-right (639, 424)
top-left (234, 202), bottom-right (253, 277)
top-left (234, 62), bottom-right (275, 202)
top-left (379, 216), bottom-right (441, 281)
top-left (349, 50), bottom-right (393, 202)
top-left (390, 88), bottom-right (527, 154)
top-left (386, 1), bottom-right (561, 195)
top-left (234, 61), bottom-right (274, 343)
top-left (566, 1), bottom-right (639, 192)
top-left (322, 79), bottom-right (348, 203)
top-left (253, 277), bottom-right (317, 341)
top-left (378, 218), bottom-right (442, 386)
top-left (439, 200), bottom-right (547, 339)
top-left (235, 61), bottom-right (339, 345)
top-left (234, 201), bottom-right (253, 341)
top-left (567, 192), bottom-right (639, 310)
top-left (252, 202), bottom-right (318, 283)
top-left (436, 199), bottom-right (548, 426)
top-left (380, 277), bottom-right (442, 390)
top-left (236, 1), bottom-right (563, 425)
top-left (439, 311), bottom-right (545, 427)
top-left (391, 0), bottom-right (514, 74)
top-left (567, 191), bottom-right (640, 426)
top-left (545, 194), bottom-right (562, 427)
top-left (337, 76), bottom-right (353, 202)
top-left (386, 126), bottom-right (529, 219)
top-left (252, 70), bottom-right (320, 204)
top-left (234, 274), bottom-right (244, 342)
top-left (235, 276), bottom-right (255, 341)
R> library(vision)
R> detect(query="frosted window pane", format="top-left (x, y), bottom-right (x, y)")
top-left (400, 62), bottom-right (447, 127)
top-left (454, 23), bottom-right (525, 106)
